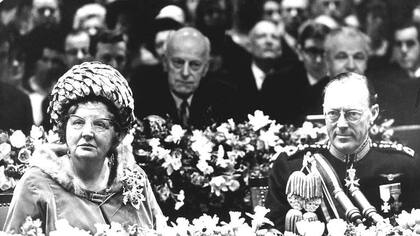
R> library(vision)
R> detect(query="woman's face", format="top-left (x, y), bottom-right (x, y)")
top-left (66, 101), bottom-right (117, 162)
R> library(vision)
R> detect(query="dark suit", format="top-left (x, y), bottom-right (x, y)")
top-left (368, 63), bottom-right (420, 125)
top-left (228, 57), bottom-right (305, 125)
top-left (281, 62), bottom-right (329, 125)
top-left (0, 82), bottom-right (33, 133)
top-left (133, 73), bottom-right (238, 129)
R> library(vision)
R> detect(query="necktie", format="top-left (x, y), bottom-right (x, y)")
top-left (179, 100), bottom-right (189, 127)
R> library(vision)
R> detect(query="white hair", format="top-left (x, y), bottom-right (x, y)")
top-left (72, 3), bottom-right (106, 30)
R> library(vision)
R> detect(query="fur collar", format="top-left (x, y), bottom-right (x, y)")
top-left (29, 143), bottom-right (140, 198)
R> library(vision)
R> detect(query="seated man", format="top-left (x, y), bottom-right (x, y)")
top-left (294, 21), bottom-right (331, 121)
top-left (0, 27), bottom-right (33, 133)
top-left (134, 27), bottom-right (237, 129)
top-left (265, 72), bottom-right (420, 232)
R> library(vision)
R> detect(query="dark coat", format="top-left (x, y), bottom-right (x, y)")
top-left (133, 74), bottom-right (238, 129)
top-left (228, 60), bottom-right (305, 125)
top-left (0, 81), bottom-right (33, 133)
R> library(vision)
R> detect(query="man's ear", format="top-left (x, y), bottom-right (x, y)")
top-left (370, 104), bottom-right (379, 123)
top-left (202, 60), bottom-right (210, 77)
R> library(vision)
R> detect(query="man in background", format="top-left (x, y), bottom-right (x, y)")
top-left (134, 27), bottom-right (237, 130)
top-left (0, 26), bottom-right (33, 133)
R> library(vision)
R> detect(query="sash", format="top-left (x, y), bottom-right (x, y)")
top-left (313, 153), bottom-right (383, 224)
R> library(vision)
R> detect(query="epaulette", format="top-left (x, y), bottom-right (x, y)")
top-left (285, 143), bottom-right (328, 159)
top-left (371, 141), bottom-right (415, 157)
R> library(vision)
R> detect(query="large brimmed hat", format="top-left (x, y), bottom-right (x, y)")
top-left (48, 61), bottom-right (135, 131)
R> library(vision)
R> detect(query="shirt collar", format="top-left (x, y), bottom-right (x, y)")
top-left (170, 91), bottom-right (193, 109)
top-left (251, 62), bottom-right (266, 90)
top-left (328, 136), bottom-right (371, 163)
top-left (413, 67), bottom-right (420, 78)
top-left (307, 73), bottom-right (318, 86)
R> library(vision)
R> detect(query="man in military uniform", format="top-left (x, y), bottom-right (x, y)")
top-left (265, 72), bottom-right (420, 232)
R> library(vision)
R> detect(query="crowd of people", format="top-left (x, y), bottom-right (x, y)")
top-left (1, 0), bottom-right (420, 133)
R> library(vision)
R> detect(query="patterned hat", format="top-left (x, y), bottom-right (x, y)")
top-left (48, 61), bottom-right (135, 131)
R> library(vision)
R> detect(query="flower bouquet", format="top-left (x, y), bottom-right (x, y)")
top-left (5, 206), bottom-right (281, 236)
top-left (0, 126), bottom-right (57, 192)
top-left (132, 111), bottom-right (328, 221)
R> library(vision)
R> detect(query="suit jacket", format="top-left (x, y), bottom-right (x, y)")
top-left (134, 74), bottom-right (238, 129)
top-left (228, 59), bottom-right (305, 125)
top-left (0, 81), bottom-right (33, 133)
top-left (368, 63), bottom-right (420, 125)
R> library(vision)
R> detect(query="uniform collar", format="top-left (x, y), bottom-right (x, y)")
top-left (328, 136), bottom-right (371, 163)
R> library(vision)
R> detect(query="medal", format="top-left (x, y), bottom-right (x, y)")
top-left (379, 185), bottom-right (391, 213)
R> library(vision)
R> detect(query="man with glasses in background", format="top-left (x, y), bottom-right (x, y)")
top-left (265, 72), bottom-right (420, 232)
top-left (293, 21), bottom-right (330, 122)
top-left (370, 21), bottom-right (420, 125)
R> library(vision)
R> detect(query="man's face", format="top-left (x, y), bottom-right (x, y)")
top-left (281, 0), bottom-right (308, 35)
top-left (32, 0), bottom-right (61, 28)
top-left (155, 30), bottom-right (174, 60)
top-left (249, 21), bottom-right (282, 60)
top-left (315, 0), bottom-right (345, 20)
top-left (394, 26), bottom-right (420, 72)
top-left (202, 1), bottom-right (227, 29)
top-left (262, 1), bottom-right (282, 25)
top-left (300, 38), bottom-right (327, 79)
top-left (95, 41), bottom-right (127, 73)
top-left (65, 33), bottom-right (91, 67)
top-left (326, 35), bottom-right (368, 77)
top-left (39, 48), bottom-right (63, 70)
top-left (164, 37), bottom-right (209, 98)
top-left (323, 79), bottom-right (378, 154)
top-left (81, 16), bottom-right (104, 37)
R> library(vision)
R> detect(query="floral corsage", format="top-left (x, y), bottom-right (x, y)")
top-left (121, 167), bottom-right (146, 209)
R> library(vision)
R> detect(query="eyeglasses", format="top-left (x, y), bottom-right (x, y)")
top-left (325, 109), bottom-right (364, 123)
top-left (68, 115), bottom-right (114, 132)
top-left (303, 47), bottom-right (325, 59)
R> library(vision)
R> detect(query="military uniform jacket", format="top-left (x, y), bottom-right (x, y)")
top-left (265, 141), bottom-right (420, 232)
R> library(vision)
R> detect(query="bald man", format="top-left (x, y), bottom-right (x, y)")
top-left (134, 27), bottom-right (238, 131)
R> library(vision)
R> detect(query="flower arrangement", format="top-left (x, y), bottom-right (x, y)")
top-left (6, 206), bottom-right (280, 236)
top-left (0, 126), bottom-right (58, 192)
top-left (284, 208), bottom-right (420, 236)
top-left (8, 207), bottom-right (420, 236)
top-left (132, 111), bottom-right (328, 220)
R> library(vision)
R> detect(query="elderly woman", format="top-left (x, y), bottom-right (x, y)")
top-left (4, 62), bottom-right (164, 234)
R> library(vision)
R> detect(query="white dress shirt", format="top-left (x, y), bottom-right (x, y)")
top-left (251, 62), bottom-right (266, 91)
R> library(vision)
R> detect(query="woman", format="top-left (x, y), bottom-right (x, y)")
top-left (4, 62), bottom-right (164, 234)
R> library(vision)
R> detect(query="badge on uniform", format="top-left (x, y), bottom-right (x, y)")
top-left (379, 183), bottom-right (401, 213)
